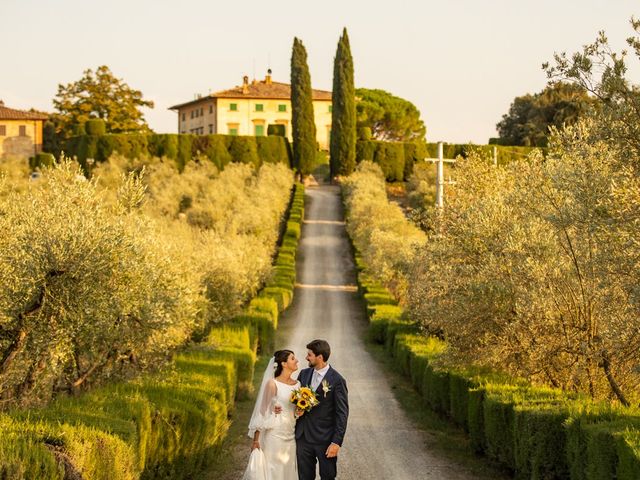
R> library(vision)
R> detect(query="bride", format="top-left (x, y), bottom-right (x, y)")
top-left (243, 349), bottom-right (300, 480)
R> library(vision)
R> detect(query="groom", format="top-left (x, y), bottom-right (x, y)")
top-left (295, 339), bottom-right (349, 480)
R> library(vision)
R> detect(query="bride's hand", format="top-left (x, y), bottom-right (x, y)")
top-left (295, 407), bottom-right (305, 418)
top-left (252, 440), bottom-right (260, 451)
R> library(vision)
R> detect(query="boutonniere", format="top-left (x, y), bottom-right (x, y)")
top-left (321, 379), bottom-right (331, 396)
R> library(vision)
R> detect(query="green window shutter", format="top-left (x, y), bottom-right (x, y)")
top-left (328, 105), bottom-right (333, 112)
top-left (229, 127), bottom-right (238, 135)
top-left (230, 103), bottom-right (238, 111)
top-left (255, 104), bottom-right (264, 112)
top-left (255, 125), bottom-right (265, 136)
top-left (278, 104), bottom-right (287, 112)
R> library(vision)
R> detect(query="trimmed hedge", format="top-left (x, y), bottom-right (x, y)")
top-left (2, 348), bottom-right (233, 480)
top-left (347, 214), bottom-right (640, 479)
top-left (229, 182), bottom-right (304, 355)
top-left (424, 142), bottom-right (542, 166)
top-left (267, 124), bottom-right (286, 137)
top-left (85, 119), bottom-right (106, 136)
top-left (257, 136), bottom-right (291, 165)
top-left (63, 133), bottom-right (292, 172)
top-left (355, 140), bottom-right (427, 182)
top-left (29, 152), bottom-right (56, 170)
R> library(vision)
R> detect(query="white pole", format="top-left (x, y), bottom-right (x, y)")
top-left (493, 146), bottom-right (498, 167)
top-left (436, 142), bottom-right (444, 208)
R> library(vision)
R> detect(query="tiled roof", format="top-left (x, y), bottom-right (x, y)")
top-left (169, 79), bottom-right (332, 110)
top-left (214, 80), bottom-right (332, 100)
top-left (0, 103), bottom-right (48, 120)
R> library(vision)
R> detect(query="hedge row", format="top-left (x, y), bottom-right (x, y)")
top-left (253, 182), bottom-right (305, 341)
top-left (355, 140), bottom-right (426, 182)
top-left (1, 348), bottom-right (236, 480)
top-left (61, 133), bottom-right (292, 172)
top-left (424, 142), bottom-right (542, 166)
top-left (351, 247), bottom-right (640, 479)
top-left (0, 184), bottom-right (305, 479)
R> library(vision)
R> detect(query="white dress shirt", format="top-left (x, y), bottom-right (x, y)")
top-left (311, 364), bottom-right (330, 391)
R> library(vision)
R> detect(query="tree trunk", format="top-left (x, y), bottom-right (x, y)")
top-left (601, 352), bottom-right (630, 407)
top-left (0, 327), bottom-right (27, 377)
top-left (0, 270), bottom-right (65, 376)
top-left (70, 349), bottom-right (117, 390)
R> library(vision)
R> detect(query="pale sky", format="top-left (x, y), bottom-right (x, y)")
top-left (2, 0), bottom-right (638, 143)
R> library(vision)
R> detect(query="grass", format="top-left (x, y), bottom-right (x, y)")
top-left (198, 355), bottom-right (270, 480)
top-left (364, 340), bottom-right (512, 480)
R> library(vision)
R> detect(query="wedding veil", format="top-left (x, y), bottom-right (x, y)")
top-left (247, 357), bottom-right (276, 438)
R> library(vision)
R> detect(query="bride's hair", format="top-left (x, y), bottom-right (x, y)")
top-left (273, 349), bottom-right (294, 377)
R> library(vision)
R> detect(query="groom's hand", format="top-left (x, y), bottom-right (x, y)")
top-left (326, 443), bottom-right (340, 458)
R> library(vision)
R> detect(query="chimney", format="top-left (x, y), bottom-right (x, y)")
top-left (0, 100), bottom-right (4, 106)
top-left (265, 68), bottom-right (272, 85)
top-left (242, 75), bottom-right (249, 94)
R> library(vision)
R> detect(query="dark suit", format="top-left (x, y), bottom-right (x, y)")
top-left (295, 366), bottom-right (349, 480)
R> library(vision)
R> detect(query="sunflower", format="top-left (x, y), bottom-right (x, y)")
top-left (290, 392), bottom-right (297, 403)
top-left (297, 398), bottom-right (309, 409)
top-left (300, 387), bottom-right (313, 397)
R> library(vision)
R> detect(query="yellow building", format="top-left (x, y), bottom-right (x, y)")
top-left (170, 71), bottom-right (333, 150)
top-left (0, 101), bottom-right (48, 159)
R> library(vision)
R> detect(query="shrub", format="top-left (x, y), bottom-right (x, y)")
top-left (373, 141), bottom-right (405, 181)
top-left (30, 152), bottom-right (56, 169)
top-left (148, 134), bottom-right (178, 160)
top-left (356, 140), bottom-right (376, 162)
top-left (0, 162), bottom-right (199, 406)
top-left (367, 304), bottom-right (404, 343)
top-left (256, 136), bottom-right (289, 165)
top-left (267, 124), bottom-right (286, 137)
top-left (85, 119), bottom-right (107, 136)
top-left (229, 136), bottom-right (260, 167)
top-left (177, 134), bottom-right (193, 170)
top-left (343, 161), bottom-right (426, 302)
top-left (195, 135), bottom-right (233, 170)
top-left (0, 416), bottom-right (64, 479)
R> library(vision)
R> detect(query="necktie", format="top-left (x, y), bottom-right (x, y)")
top-left (312, 370), bottom-right (321, 390)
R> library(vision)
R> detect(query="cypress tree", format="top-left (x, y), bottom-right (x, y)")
top-left (290, 37), bottom-right (317, 175)
top-left (330, 28), bottom-right (357, 178)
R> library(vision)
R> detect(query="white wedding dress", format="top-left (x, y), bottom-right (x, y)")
top-left (243, 377), bottom-right (300, 480)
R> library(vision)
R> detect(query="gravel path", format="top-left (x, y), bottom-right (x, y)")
top-left (272, 183), bottom-right (477, 480)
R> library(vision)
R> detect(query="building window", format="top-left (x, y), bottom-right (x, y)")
top-left (199, 108), bottom-right (203, 116)
top-left (230, 103), bottom-right (238, 111)
top-left (255, 125), bottom-right (265, 136)
top-left (0, 126), bottom-right (5, 136)
top-left (328, 105), bottom-right (332, 113)
top-left (191, 111), bottom-right (194, 119)
top-left (19, 125), bottom-right (27, 136)
top-left (182, 113), bottom-right (185, 121)
top-left (209, 105), bottom-right (213, 114)
top-left (209, 124), bottom-right (213, 134)
top-left (278, 104), bottom-right (287, 112)
top-left (229, 126), bottom-right (238, 135)
top-left (255, 104), bottom-right (264, 112)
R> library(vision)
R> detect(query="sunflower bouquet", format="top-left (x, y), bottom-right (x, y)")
top-left (290, 385), bottom-right (319, 416)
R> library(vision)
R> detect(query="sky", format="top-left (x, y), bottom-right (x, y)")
top-left (2, 0), bottom-right (639, 143)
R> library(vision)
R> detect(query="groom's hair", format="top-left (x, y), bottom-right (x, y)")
top-left (306, 339), bottom-right (330, 362)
